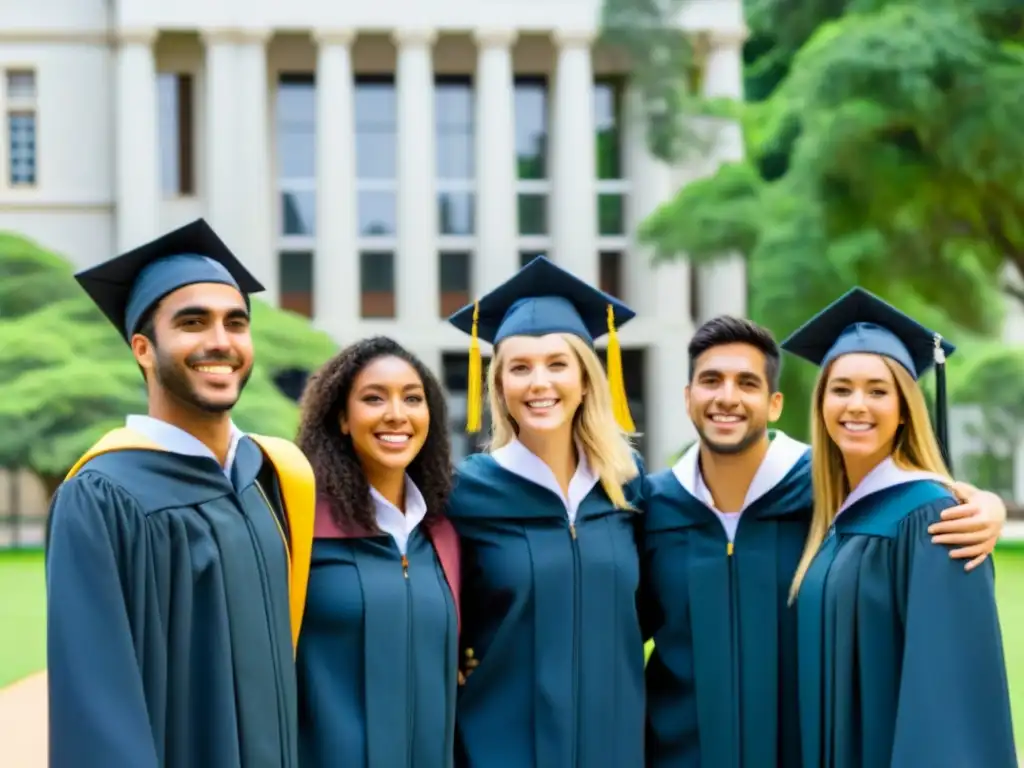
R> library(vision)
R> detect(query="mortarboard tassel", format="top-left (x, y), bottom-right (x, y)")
top-left (466, 301), bottom-right (483, 433)
top-left (605, 303), bottom-right (636, 433)
top-left (933, 333), bottom-right (952, 473)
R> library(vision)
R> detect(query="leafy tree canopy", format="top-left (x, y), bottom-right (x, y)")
top-left (0, 233), bottom-right (337, 479)
top-left (604, 0), bottom-right (1024, 441)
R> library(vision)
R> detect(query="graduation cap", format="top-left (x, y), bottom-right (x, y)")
top-left (75, 219), bottom-right (265, 343)
top-left (448, 255), bottom-right (637, 433)
top-left (780, 286), bottom-right (955, 468)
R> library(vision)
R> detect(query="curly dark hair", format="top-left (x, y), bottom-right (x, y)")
top-left (296, 336), bottom-right (453, 533)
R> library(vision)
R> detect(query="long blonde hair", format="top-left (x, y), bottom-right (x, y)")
top-left (789, 356), bottom-right (951, 602)
top-left (486, 333), bottom-right (639, 509)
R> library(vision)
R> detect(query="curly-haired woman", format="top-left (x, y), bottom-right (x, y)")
top-left (294, 336), bottom-right (461, 768)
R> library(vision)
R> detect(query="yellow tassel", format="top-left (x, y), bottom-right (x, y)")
top-left (605, 303), bottom-right (635, 433)
top-left (466, 301), bottom-right (483, 433)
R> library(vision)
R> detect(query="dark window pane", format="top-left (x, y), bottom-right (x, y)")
top-left (6, 70), bottom-right (36, 100)
top-left (7, 113), bottom-right (36, 186)
top-left (439, 251), bottom-right (471, 317)
top-left (442, 353), bottom-right (492, 460)
top-left (519, 250), bottom-right (547, 269)
top-left (356, 132), bottom-right (397, 178)
top-left (599, 251), bottom-right (622, 299)
top-left (596, 347), bottom-right (647, 458)
top-left (594, 81), bottom-right (622, 180)
top-left (517, 193), bottom-right (547, 236)
top-left (598, 193), bottom-right (625, 236)
top-left (279, 250), bottom-right (313, 317)
top-left (436, 80), bottom-right (474, 179)
top-left (157, 74), bottom-right (180, 195)
top-left (515, 78), bottom-right (548, 180)
top-left (360, 250), bottom-right (395, 318)
top-left (276, 78), bottom-right (316, 178)
top-left (281, 190), bottom-right (315, 236)
top-left (355, 81), bottom-right (397, 127)
top-left (358, 190), bottom-right (397, 236)
top-left (437, 133), bottom-right (473, 179)
top-left (356, 80), bottom-right (397, 179)
top-left (438, 191), bottom-right (474, 236)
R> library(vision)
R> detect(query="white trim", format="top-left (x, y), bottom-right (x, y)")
top-left (515, 178), bottom-right (550, 194)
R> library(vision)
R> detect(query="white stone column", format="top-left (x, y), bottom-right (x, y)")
top-left (551, 29), bottom-right (598, 285)
top-left (394, 28), bottom-right (439, 321)
top-left (625, 83), bottom-right (690, 323)
top-left (646, 343), bottom-right (697, 470)
top-left (696, 30), bottom-right (748, 319)
top-left (314, 30), bottom-right (360, 342)
top-left (202, 30), bottom-right (242, 256)
top-left (473, 28), bottom-right (519, 294)
top-left (235, 29), bottom-right (276, 302)
top-left (115, 28), bottom-right (160, 252)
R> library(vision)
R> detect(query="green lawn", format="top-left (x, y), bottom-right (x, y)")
top-left (2, 546), bottom-right (1022, 749)
top-left (995, 545), bottom-right (1024, 751)
top-left (0, 550), bottom-right (46, 687)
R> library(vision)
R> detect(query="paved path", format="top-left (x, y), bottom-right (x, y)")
top-left (0, 671), bottom-right (46, 767)
top-left (1003, 520), bottom-right (1024, 540)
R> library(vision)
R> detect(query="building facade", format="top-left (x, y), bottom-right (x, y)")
top-left (0, 0), bottom-right (749, 469)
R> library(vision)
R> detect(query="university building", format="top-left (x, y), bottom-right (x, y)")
top-left (0, 0), bottom-right (749, 470)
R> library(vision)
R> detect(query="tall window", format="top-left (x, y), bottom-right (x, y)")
top-left (275, 74), bottom-right (316, 316)
top-left (442, 352), bottom-right (491, 461)
top-left (5, 70), bottom-right (37, 187)
top-left (356, 77), bottom-right (397, 318)
top-left (597, 347), bottom-right (648, 459)
top-left (595, 78), bottom-right (628, 300)
top-left (157, 73), bottom-right (195, 197)
top-left (436, 77), bottom-right (475, 316)
top-left (515, 78), bottom-right (550, 260)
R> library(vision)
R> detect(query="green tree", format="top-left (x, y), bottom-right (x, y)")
top-left (0, 233), bottom-right (337, 492)
top-left (602, 0), bottom-right (1024, 441)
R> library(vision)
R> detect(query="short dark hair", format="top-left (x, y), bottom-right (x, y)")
top-left (688, 316), bottom-right (782, 392)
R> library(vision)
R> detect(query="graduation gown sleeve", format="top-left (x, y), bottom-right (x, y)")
top-left (46, 475), bottom-right (159, 768)
top-left (889, 501), bottom-right (1017, 767)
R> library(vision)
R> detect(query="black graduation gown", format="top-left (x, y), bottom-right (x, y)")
top-left (797, 479), bottom-right (1018, 768)
top-left (46, 438), bottom-right (299, 768)
top-left (447, 453), bottom-right (647, 768)
top-left (641, 453), bottom-right (812, 768)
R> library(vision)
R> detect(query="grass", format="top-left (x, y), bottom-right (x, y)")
top-left (0, 549), bottom-right (46, 687)
top-left (995, 544), bottom-right (1024, 751)
top-left (1, 546), bottom-right (1022, 749)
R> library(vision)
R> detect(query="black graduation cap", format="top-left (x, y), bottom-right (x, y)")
top-left (75, 218), bottom-right (264, 343)
top-left (447, 255), bottom-right (637, 432)
top-left (781, 286), bottom-right (955, 467)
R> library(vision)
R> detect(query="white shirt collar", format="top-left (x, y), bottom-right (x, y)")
top-left (490, 438), bottom-right (599, 524)
top-left (672, 430), bottom-right (809, 513)
top-left (370, 476), bottom-right (428, 555)
top-left (837, 456), bottom-right (946, 516)
top-left (126, 414), bottom-right (245, 477)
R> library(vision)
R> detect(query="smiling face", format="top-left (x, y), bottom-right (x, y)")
top-left (821, 353), bottom-right (903, 468)
top-left (686, 342), bottom-right (783, 455)
top-left (342, 355), bottom-right (430, 479)
top-left (132, 282), bottom-right (254, 415)
top-left (497, 333), bottom-right (586, 439)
